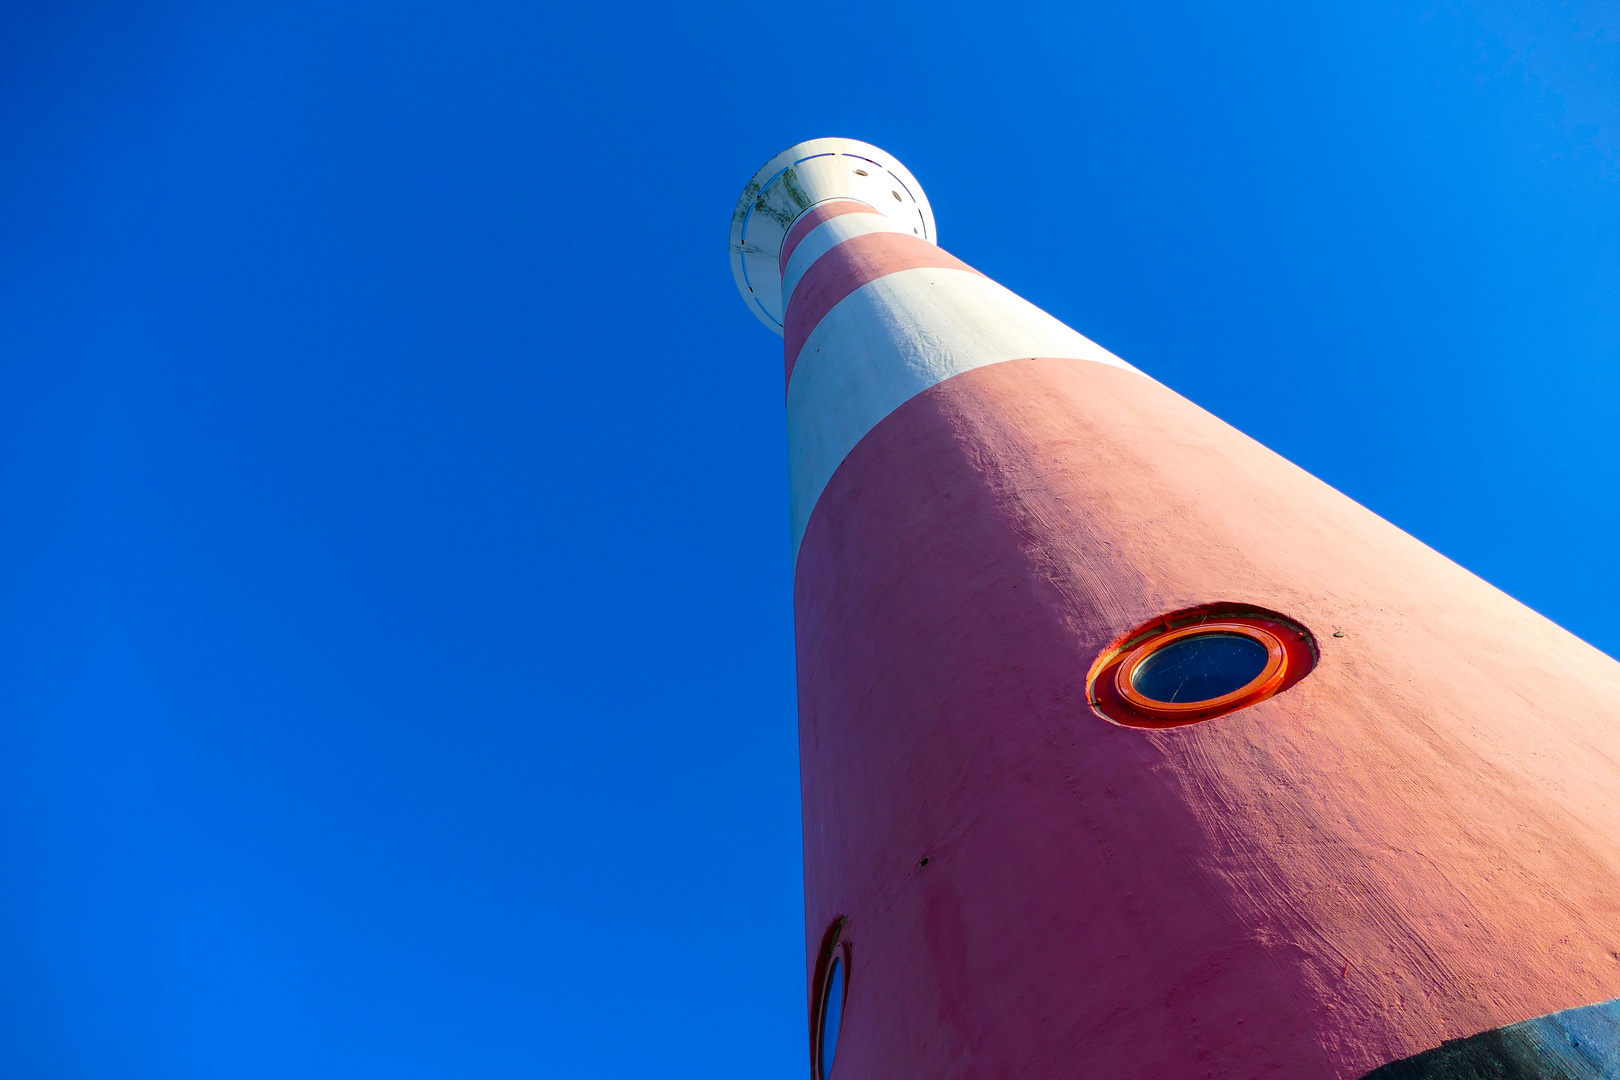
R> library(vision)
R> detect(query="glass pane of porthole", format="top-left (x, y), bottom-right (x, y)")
top-left (820, 956), bottom-right (844, 1079)
top-left (1131, 632), bottom-right (1268, 704)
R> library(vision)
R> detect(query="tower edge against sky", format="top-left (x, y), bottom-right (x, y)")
top-left (732, 138), bottom-right (1620, 1080)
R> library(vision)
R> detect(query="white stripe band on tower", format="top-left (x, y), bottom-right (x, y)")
top-left (781, 211), bottom-right (915, 307)
top-left (785, 266), bottom-right (1141, 562)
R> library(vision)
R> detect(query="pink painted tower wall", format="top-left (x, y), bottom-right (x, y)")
top-left (729, 138), bottom-right (1620, 1080)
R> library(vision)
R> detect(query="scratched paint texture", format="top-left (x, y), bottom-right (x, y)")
top-left (792, 355), bottom-right (1620, 1079)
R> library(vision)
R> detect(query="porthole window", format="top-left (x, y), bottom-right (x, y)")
top-left (1089, 605), bottom-right (1316, 728)
top-left (1128, 631), bottom-right (1271, 701)
top-left (820, 953), bottom-right (844, 1078)
top-left (811, 918), bottom-right (850, 1080)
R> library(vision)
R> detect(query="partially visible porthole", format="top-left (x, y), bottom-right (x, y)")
top-left (820, 953), bottom-right (845, 1077)
top-left (811, 918), bottom-right (851, 1080)
top-left (1089, 604), bottom-right (1316, 728)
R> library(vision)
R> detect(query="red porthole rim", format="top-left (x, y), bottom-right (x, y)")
top-left (809, 917), bottom-right (850, 1080)
top-left (1088, 603), bottom-right (1318, 729)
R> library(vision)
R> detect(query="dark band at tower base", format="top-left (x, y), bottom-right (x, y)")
top-left (1361, 998), bottom-right (1620, 1079)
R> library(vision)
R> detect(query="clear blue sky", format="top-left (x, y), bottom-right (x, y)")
top-left (1, 2), bottom-right (1615, 1077)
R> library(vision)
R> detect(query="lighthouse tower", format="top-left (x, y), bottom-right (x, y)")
top-left (730, 138), bottom-right (1620, 1080)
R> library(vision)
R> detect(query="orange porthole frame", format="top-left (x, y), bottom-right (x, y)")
top-left (809, 916), bottom-right (850, 1080)
top-left (1089, 603), bottom-right (1317, 729)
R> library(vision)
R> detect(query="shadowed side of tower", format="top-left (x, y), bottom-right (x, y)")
top-left (730, 138), bottom-right (1620, 1080)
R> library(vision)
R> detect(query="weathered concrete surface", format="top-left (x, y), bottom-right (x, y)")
top-left (794, 356), bottom-right (1620, 1078)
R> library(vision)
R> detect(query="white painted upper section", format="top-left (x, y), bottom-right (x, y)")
top-left (786, 267), bottom-right (1141, 561)
top-left (781, 211), bottom-right (915, 311)
top-left (729, 138), bottom-right (935, 335)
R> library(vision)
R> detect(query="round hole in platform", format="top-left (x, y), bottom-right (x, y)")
top-left (1088, 605), bottom-right (1316, 728)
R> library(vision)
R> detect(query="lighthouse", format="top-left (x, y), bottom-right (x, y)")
top-left (730, 138), bottom-right (1620, 1079)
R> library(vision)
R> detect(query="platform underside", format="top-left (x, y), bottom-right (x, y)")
top-left (1363, 999), bottom-right (1620, 1079)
